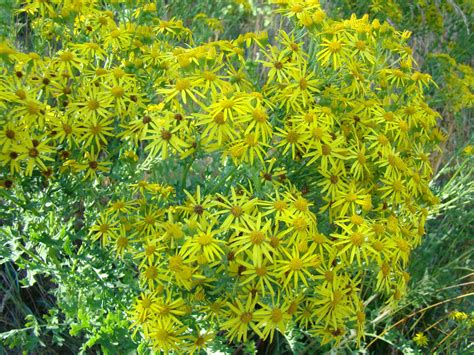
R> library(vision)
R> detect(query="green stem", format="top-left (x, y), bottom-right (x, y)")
top-left (16, 243), bottom-right (48, 267)
top-left (180, 156), bottom-right (195, 194)
top-left (209, 165), bottom-right (239, 195)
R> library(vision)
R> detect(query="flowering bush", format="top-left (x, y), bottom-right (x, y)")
top-left (1, 0), bottom-right (446, 352)
top-left (328, 0), bottom-right (473, 161)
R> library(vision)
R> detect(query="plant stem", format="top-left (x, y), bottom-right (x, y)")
top-left (365, 292), bottom-right (474, 349)
top-left (209, 165), bottom-right (238, 194)
top-left (180, 155), bottom-right (195, 195)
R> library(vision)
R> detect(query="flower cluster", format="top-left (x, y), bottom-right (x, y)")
top-left (1, 0), bottom-right (442, 351)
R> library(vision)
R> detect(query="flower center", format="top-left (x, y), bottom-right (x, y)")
top-left (169, 255), bottom-right (183, 271)
top-left (328, 40), bottom-right (342, 53)
top-left (293, 217), bottom-right (307, 231)
top-left (350, 232), bottom-right (364, 246)
top-left (286, 130), bottom-right (299, 143)
top-left (29, 148), bottom-right (39, 158)
top-left (197, 233), bottom-right (213, 246)
top-left (117, 236), bottom-right (129, 248)
top-left (145, 245), bottom-right (156, 256)
top-left (378, 134), bottom-right (389, 145)
top-left (230, 205), bottom-right (243, 217)
top-left (299, 78), bottom-right (308, 90)
top-left (161, 130), bottom-right (172, 141)
top-left (60, 51), bottom-right (74, 61)
top-left (203, 71), bottom-right (216, 81)
top-left (291, 4), bottom-right (303, 13)
top-left (350, 215), bottom-right (364, 225)
top-left (249, 231), bottom-right (265, 245)
top-left (220, 99), bottom-right (234, 109)
top-left (289, 257), bottom-right (303, 271)
top-left (269, 236), bottom-right (280, 248)
top-left (213, 112), bottom-right (225, 125)
top-left (111, 86), bottom-right (125, 98)
top-left (392, 180), bottom-right (403, 192)
top-left (193, 204), bottom-right (204, 215)
top-left (294, 197), bottom-right (308, 212)
top-left (175, 79), bottom-right (190, 91)
top-left (144, 265), bottom-right (158, 280)
top-left (372, 240), bottom-right (384, 251)
top-left (5, 129), bottom-right (15, 139)
top-left (141, 298), bottom-right (152, 309)
top-left (312, 127), bottom-right (324, 139)
top-left (87, 99), bottom-right (100, 110)
top-left (252, 109), bottom-right (267, 122)
top-left (255, 265), bottom-right (267, 277)
top-left (110, 29), bottom-right (121, 38)
top-left (346, 193), bottom-right (357, 202)
top-left (271, 308), bottom-right (283, 323)
top-left (355, 40), bottom-right (366, 50)
top-left (27, 101), bottom-right (40, 115)
top-left (245, 133), bottom-right (258, 147)
top-left (240, 312), bottom-right (253, 324)
top-left (62, 123), bottom-right (73, 134)
top-left (322, 144), bottom-right (332, 156)
top-left (99, 223), bottom-right (109, 233)
top-left (144, 215), bottom-right (155, 225)
top-left (195, 336), bottom-right (206, 346)
top-left (155, 329), bottom-right (169, 341)
top-left (273, 200), bottom-right (287, 211)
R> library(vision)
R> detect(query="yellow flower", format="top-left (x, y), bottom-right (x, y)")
top-left (463, 145), bottom-right (473, 156)
top-left (215, 187), bottom-right (257, 229)
top-left (186, 328), bottom-right (214, 354)
top-left (239, 258), bottom-right (278, 296)
top-left (16, 136), bottom-right (54, 176)
top-left (0, 121), bottom-right (25, 153)
top-left (318, 36), bottom-right (349, 70)
top-left (78, 148), bottom-right (111, 180)
top-left (274, 125), bottom-right (306, 159)
top-left (179, 186), bottom-right (216, 223)
top-left (128, 291), bottom-right (160, 328)
top-left (255, 298), bottom-right (291, 342)
top-left (333, 223), bottom-right (373, 265)
top-left (143, 118), bottom-right (189, 160)
top-left (413, 332), bottom-right (429, 347)
top-left (89, 214), bottom-right (119, 247)
top-left (260, 45), bottom-right (297, 83)
top-left (180, 224), bottom-right (224, 263)
top-left (230, 213), bottom-right (274, 265)
top-left (158, 77), bottom-right (205, 106)
top-left (313, 276), bottom-right (355, 327)
top-left (51, 117), bottom-right (80, 146)
top-left (145, 318), bottom-right (186, 352)
top-left (53, 48), bottom-right (82, 71)
top-left (220, 296), bottom-right (263, 342)
top-left (450, 310), bottom-right (469, 321)
top-left (71, 84), bottom-right (113, 122)
top-left (277, 245), bottom-right (320, 289)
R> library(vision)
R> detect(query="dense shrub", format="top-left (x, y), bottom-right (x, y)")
top-left (0, 0), bottom-right (471, 353)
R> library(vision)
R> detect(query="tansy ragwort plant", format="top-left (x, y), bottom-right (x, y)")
top-left (0, 0), bottom-right (445, 352)
top-left (325, 0), bottom-right (473, 169)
